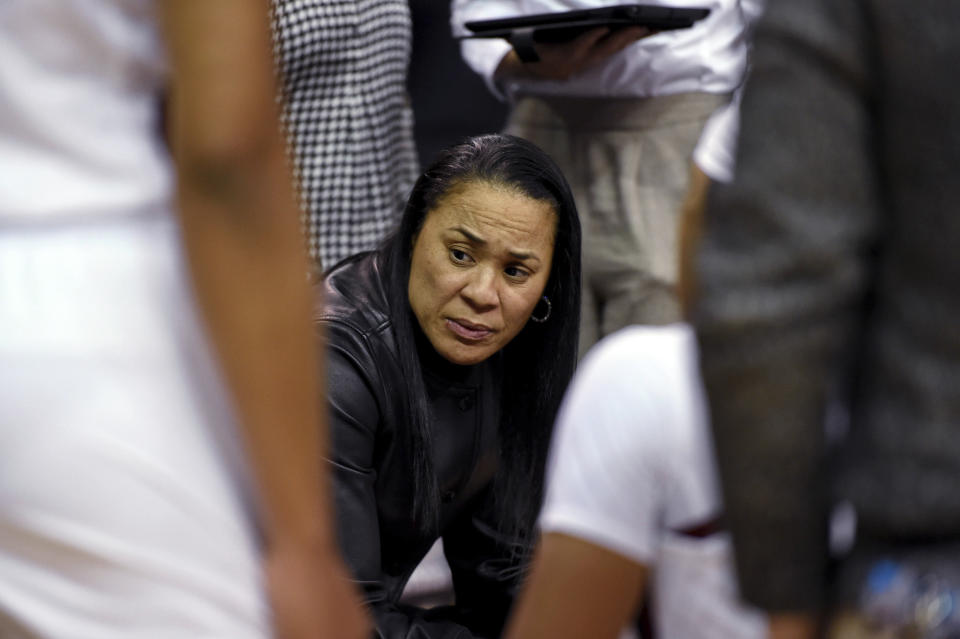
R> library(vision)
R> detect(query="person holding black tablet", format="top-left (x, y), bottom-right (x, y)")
top-left (452, 0), bottom-right (760, 358)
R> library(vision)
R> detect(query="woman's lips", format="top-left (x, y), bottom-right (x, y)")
top-left (446, 318), bottom-right (493, 342)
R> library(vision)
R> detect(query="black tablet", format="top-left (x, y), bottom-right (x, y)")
top-left (462, 4), bottom-right (711, 44)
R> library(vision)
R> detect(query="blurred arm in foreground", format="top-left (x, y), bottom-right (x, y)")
top-left (161, 1), bottom-right (368, 637)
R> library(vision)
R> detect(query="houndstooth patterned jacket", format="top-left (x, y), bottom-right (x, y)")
top-left (272, 0), bottom-right (419, 269)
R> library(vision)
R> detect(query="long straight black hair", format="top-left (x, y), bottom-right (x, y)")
top-left (379, 134), bottom-right (582, 543)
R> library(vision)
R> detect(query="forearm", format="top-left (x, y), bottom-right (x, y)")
top-left (768, 613), bottom-right (818, 639)
top-left (160, 3), bottom-right (369, 637)
top-left (678, 163), bottom-right (711, 316)
top-left (174, 144), bottom-right (332, 548)
top-left (505, 533), bottom-right (647, 639)
top-left (162, 0), bottom-right (334, 551)
top-left (694, 0), bottom-right (875, 611)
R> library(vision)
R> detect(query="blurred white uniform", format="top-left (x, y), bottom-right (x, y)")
top-left (0, 1), bottom-right (268, 636)
top-left (539, 325), bottom-right (766, 638)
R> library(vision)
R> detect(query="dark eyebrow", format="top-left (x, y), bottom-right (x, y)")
top-left (452, 225), bottom-right (486, 246)
top-left (451, 225), bottom-right (540, 264)
top-left (508, 249), bottom-right (537, 262)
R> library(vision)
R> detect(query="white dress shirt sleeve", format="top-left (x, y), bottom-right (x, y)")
top-left (692, 0), bottom-right (768, 182)
top-left (693, 91), bottom-right (741, 183)
top-left (453, 0), bottom-right (751, 99)
top-left (451, 0), bottom-right (515, 100)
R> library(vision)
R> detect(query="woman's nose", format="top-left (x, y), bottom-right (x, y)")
top-left (461, 267), bottom-right (499, 310)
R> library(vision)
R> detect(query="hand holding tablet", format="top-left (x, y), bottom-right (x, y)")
top-left (494, 26), bottom-right (651, 82)
top-left (462, 4), bottom-right (711, 63)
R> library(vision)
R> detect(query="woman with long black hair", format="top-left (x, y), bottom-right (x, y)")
top-left (317, 134), bottom-right (582, 638)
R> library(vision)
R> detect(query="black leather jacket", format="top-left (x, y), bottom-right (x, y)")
top-left (316, 251), bottom-right (521, 638)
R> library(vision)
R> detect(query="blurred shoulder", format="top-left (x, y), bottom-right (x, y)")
top-left (577, 323), bottom-right (699, 390)
top-left (316, 251), bottom-right (392, 336)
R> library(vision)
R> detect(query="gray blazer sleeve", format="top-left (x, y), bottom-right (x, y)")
top-left (693, 0), bottom-right (881, 611)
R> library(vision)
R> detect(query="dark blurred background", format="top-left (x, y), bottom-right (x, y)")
top-left (408, 0), bottom-right (508, 168)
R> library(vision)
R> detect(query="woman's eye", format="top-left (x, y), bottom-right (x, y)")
top-left (450, 248), bottom-right (472, 264)
top-left (505, 266), bottom-right (530, 280)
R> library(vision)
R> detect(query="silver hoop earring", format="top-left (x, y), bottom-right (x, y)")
top-left (529, 295), bottom-right (552, 323)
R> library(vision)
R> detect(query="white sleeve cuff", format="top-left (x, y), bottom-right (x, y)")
top-left (450, 0), bottom-right (517, 102)
top-left (459, 37), bottom-right (513, 102)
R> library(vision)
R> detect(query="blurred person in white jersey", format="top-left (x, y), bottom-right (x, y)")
top-left (0, 1), bottom-right (367, 637)
top-left (502, 88), bottom-right (766, 639)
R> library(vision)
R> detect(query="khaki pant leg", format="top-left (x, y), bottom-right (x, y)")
top-left (582, 93), bottom-right (724, 339)
top-left (504, 104), bottom-right (600, 356)
top-left (508, 93), bottom-right (725, 356)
